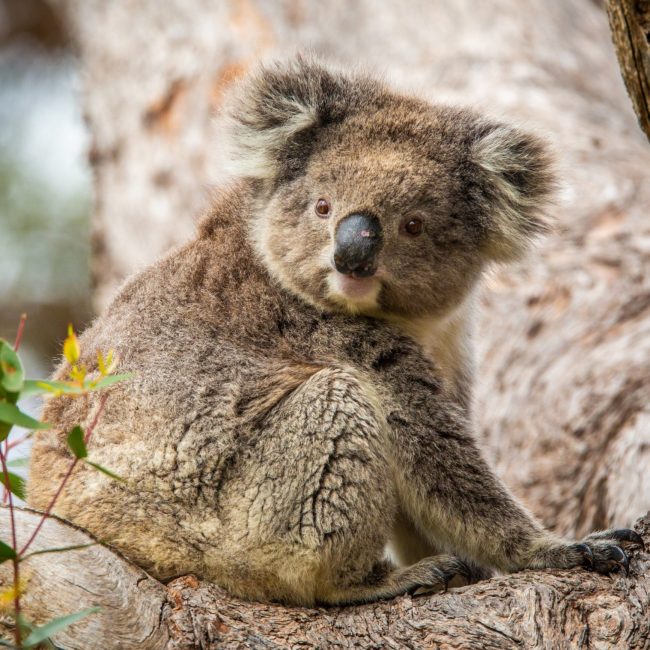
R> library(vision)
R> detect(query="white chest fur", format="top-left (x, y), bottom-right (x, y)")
top-left (388, 295), bottom-right (475, 407)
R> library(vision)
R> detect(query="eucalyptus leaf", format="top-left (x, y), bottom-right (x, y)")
top-left (22, 607), bottom-right (100, 648)
top-left (0, 403), bottom-right (49, 438)
top-left (0, 341), bottom-right (24, 394)
top-left (85, 460), bottom-right (123, 482)
top-left (66, 426), bottom-right (87, 459)
top-left (22, 543), bottom-right (96, 560)
top-left (20, 380), bottom-right (83, 398)
top-left (88, 373), bottom-right (132, 390)
top-left (6, 457), bottom-right (29, 468)
top-left (0, 539), bottom-right (16, 563)
top-left (1, 472), bottom-right (26, 501)
top-left (0, 423), bottom-right (10, 443)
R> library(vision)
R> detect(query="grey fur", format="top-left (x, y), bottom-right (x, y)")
top-left (29, 57), bottom-right (639, 605)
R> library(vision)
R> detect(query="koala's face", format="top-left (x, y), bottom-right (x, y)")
top-left (256, 126), bottom-right (486, 318)
top-left (227, 58), bottom-right (554, 319)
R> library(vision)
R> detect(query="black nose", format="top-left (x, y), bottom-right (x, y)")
top-left (333, 213), bottom-right (382, 278)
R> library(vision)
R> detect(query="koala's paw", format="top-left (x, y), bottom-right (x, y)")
top-left (405, 555), bottom-right (477, 595)
top-left (531, 528), bottom-right (644, 576)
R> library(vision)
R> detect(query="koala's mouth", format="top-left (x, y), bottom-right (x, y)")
top-left (327, 270), bottom-right (382, 311)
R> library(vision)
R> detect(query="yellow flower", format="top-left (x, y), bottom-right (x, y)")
top-left (0, 574), bottom-right (29, 610)
top-left (97, 350), bottom-right (116, 376)
top-left (63, 325), bottom-right (80, 365)
top-left (69, 365), bottom-right (86, 386)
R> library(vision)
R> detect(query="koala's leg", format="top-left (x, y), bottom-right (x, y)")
top-left (212, 366), bottom-right (475, 606)
top-left (29, 430), bottom-right (206, 581)
top-left (390, 507), bottom-right (438, 566)
top-left (389, 507), bottom-right (493, 583)
top-left (387, 399), bottom-right (643, 574)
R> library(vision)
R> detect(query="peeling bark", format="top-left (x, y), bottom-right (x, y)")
top-left (164, 512), bottom-right (650, 649)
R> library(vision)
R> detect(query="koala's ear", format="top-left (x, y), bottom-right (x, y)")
top-left (470, 122), bottom-right (556, 261)
top-left (224, 57), bottom-right (359, 182)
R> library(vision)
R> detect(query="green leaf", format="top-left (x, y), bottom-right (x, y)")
top-left (0, 403), bottom-right (50, 435)
top-left (0, 341), bottom-right (24, 394)
top-left (21, 543), bottom-right (96, 560)
top-left (6, 457), bottom-right (29, 468)
top-left (87, 373), bottom-right (132, 391)
top-left (0, 539), bottom-right (16, 563)
top-left (85, 460), bottom-right (123, 482)
top-left (1, 472), bottom-right (26, 501)
top-left (22, 607), bottom-right (100, 648)
top-left (66, 426), bottom-right (87, 459)
top-left (20, 380), bottom-right (83, 398)
top-left (15, 604), bottom-right (36, 641)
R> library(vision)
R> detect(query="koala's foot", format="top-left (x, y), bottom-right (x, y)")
top-left (529, 528), bottom-right (644, 575)
top-left (403, 555), bottom-right (477, 595)
top-left (318, 555), bottom-right (476, 605)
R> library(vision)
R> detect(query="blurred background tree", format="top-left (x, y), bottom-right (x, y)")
top-left (0, 0), bottom-right (92, 377)
top-left (0, 0), bottom-right (92, 486)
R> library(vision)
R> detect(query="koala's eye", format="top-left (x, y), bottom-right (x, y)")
top-left (315, 198), bottom-right (331, 218)
top-left (403, 217), bottom-right (423, 236)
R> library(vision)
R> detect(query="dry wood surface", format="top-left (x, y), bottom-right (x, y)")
top-left (1, 508), bottom-right (649, 648)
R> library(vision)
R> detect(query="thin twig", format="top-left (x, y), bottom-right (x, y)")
top-left (6, 434), bottom-right (32, 453)
top-left (83, 393), bottom-right (108, 446)
top-left (0, 449), bottom-right (21, 647)
top-left (19, 458), bottom-right (79, 559)
top-left (13, 314), bottom-right (27, 353)
top-left (19, 394), bottom-right (109, 557)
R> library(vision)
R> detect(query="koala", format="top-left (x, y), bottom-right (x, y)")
top-left (28, 57), bottom-right (641, 606)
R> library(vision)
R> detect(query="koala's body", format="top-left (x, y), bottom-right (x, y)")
top-left (29, 58), bottom-right (639, 605)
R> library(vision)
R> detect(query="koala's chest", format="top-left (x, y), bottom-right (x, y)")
top-left (391, 307), bottom-right (474, 404)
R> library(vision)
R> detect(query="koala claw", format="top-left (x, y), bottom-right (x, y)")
top-left (573, 543), bottom-right (594, 569)
top-left (591, 544), bottom-right (629, 575)
top-left (585, 528), bottom-right (645, 550)
top-left (531, 534), bottom-right (636, 576)
top-left (577, 540), bottom-right (631, 575)
top-left (436, 558), bottom-right (471, 591)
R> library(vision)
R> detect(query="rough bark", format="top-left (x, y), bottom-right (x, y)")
top-left (607, 0), bottom-right (650, 141)
top-left (0, 508), bottom-right (168, 649)
top-left (1, 508), bottom-right (649, 649)
top-left (34, 0), bottom-right (650, 647)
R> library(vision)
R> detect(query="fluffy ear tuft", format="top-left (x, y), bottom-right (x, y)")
top-left (471, 123), bottom-right (556, 261)
top-left (223, 56), bottom-right (361, 183)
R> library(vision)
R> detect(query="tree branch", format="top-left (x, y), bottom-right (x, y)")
top-left (0, 508), bottom-right (648, 649)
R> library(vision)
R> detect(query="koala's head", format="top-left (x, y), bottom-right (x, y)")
top-left (225, 57), bottom-right (555, 319)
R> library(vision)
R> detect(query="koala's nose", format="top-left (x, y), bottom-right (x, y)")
top-left (333, 213), bottom-right (383, 278)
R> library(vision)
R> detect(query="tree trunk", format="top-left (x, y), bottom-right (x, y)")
top-left (607, 0), bottom-right (650, 141)
top-left (1, 508), bottom-right (649, 649)
top-left (35, 0), bottom-right (650, 646)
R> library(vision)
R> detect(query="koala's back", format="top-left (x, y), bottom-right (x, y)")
top-left (28, 185), bottom-right (295, 578)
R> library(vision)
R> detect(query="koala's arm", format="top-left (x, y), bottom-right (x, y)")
top-left (357, 333), bottom-right (641, 575)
